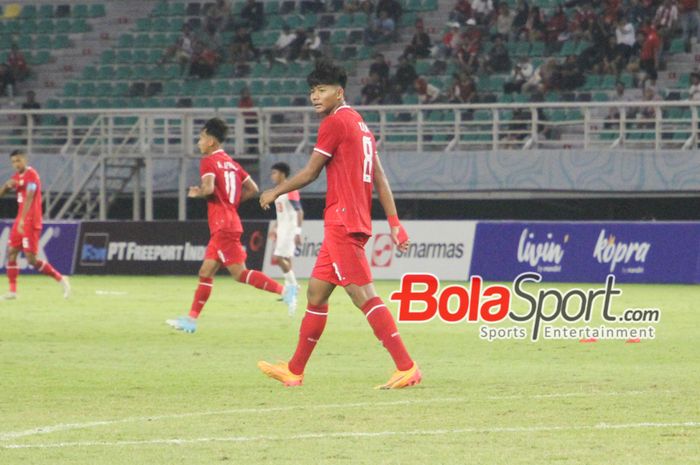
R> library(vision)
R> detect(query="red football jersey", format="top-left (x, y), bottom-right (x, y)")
top-left (199, 149), bottom-right (250, 234)
top-left (314, 105), bottom-right (375, 236)
top-left (12, 166), bottom-right (42, 229)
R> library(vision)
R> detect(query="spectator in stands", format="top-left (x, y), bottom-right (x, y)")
top-left (0, 64), bottom-right (15, 98)
top-left (456, 18), bottom-right (481, 72)
top-left (370, 53), bottom-right (390, 86)
top-left (559, 55), bottom-right (585, 90)
top-left (679, 0), bottom-right (700, 50)
top-left (607, 80), bottom-right (634, 124)
top-left (300, 28), bottom-right (322, 60)
top-left (288, 28), bottom-right (309, 61)
top-left (204, 0), bottom-right (231, 35)
top-left (382, 82), bottom-right (404, 104)
top-left (190, 40), bottom-right (219, 79)
top-left (241, 0), bottom-right (264, 31)
top-left (638, 86), bottom-right (661, 127)
top-left (494, 4), bottom-right (515, 40)
top-left (639, 23), bottom-right (661, 88)
top-left (268, 26), bottom-right (297, 65)
top-left (403, 18), bottom-right (432, 58)
top-left (360, 0), bottom-right (376, 15)
top-left (376, 0), bottom-right (403, 21)
top-left (482, 34), bottom-right (511, 73)
top-left (512, 0), bottom-right (530, 38)
top-left (615, 14), bottom-right (636, 61)
top-left (521, 59), bottom-right (546, 94)
top-left (601, 35), bottom-right (627, 74)
top-left (524, 6), bottom-right (546, 41)
top-left (7, 44), bottom-right (28, 82)
top-left (20, 90), bottom-right (41, 127)
top-left (627, 0), bottom-right (653, 27)
top-left (545, 6), bottom-right (568, 54)
top-left (301, 0), bottom-right (324, 14)
top-left (450, 0), bottom-right (473, 25)
top-left (504, 56), bottom-right (533, 93)
top-left (392, 55), bottom-right (418, 92)
top-left (434, 22), bottom-right (462, 58)
top-left (344, 0), bottom-right (362, 13)
top-left (160, 24), bottom-right (194, 75)
top-left (471, 0), bottom-right (494, 24)
top-left (447, 72), bottom-right (477, 103)
top-left (654, 0), bottom-right (679, 50)
top-left (571, 3), bottom-right (597, 41)
top-left (414, 77), bottom-right (442, 103)
top-left (689, 72), bottom-right (700, 99)
top-left (366, 11), bottom-right (396, 45)
top-left (229, 26), bottom-right (257, 66)
top-left (361, 72), bottom-right (385, 105)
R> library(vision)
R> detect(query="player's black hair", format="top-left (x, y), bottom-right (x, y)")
top-left (307, 59), bottom-right (347, 89)
top-left (202, 117), bottom-right (228, 143)
top-left (9, 149), bottom-right (25, 159)
top-left (271, 162), bottom-right (290, 177)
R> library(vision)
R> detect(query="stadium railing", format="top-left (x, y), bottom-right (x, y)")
top-left (1, 101), bottom-right (699, 158)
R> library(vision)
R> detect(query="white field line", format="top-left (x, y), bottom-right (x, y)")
top-left (0, 389), bottom-right (661, 442)
top-left (2, 421), bottom-right (698, 450)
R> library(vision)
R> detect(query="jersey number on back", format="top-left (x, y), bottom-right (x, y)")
top-left (223, 171), bottom-right (237, 204)
top-left (359, 120), bottom-right (374, 184)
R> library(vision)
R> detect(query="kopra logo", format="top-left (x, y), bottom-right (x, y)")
top-left (371, 234), bottom-right (394, 267)
top-left (593, 229), bottom-right (650, 272)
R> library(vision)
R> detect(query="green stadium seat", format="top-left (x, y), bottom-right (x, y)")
top-left (422, 0), bottom-right (438, 10)
top-left (113, 82), bottom-right (129, 97)
top-left (194, 97), bottom-right (211, 107)
top-left (118, 34), bottom-right (134, 48)
top-left (96, 83), bottom-right (113, 97)
top-left (17, 35), bottom-right (32, 50)
top-left (81, 65), bottom-right (97, 80)
top-left (20, 5), bottom-right (37, 19)
top-left (260, 96), bottom-right (276, 107)
top-left (134, 34), bottom-right (151, 48)
top-left (38, 4), bottom-right (54, 19)
top-left (89, 4), bottom-right (106, 18)
top-left (53, 35), bottom-right (71, 49)
top-left (214, 80), bottom-right (232, 94)
top-left (152, 2), bottom-right (168, 17)
top-left (72, 4), bottom-right (88, 18)
top-left (31, 50), bottom-right (51, 65)
top-left (132, 65), bottom-right (149, 80)
top-left (265, 1), bottom-right (279, 14)
top-left (669, 38), bottom-right (685, 54)
top-left (250, 80), bottom-right (265, 94)
top-left (136, 18), bottom-right (151, 31)
top-left (592, 92), bottom-right (609, 102)
top-left (35, 35), bottom-right (52, 49)
top-left (212, 97), bottom-right (227, 107)
top-left (73, 19), bottom-right (90, 33)
top-left (163, 81), bottom-right (182, 96)
top-left (133, 50), bottom-right (150, 64)
top-left (153, 18), bottom-right (170, 32)
top-left (55, 19), bottom-right (71, 34)
top-left (169, 18), bottom-right (184, 32)
top-left (117, 49), bottom-right (133, 64)
top-left (116, 67), bottom-right (133, 80)
top-left (97, 65), bottom-right (114, 80)
top-left (20, 20), bottom-right (37, 36)
top-left (37, 19), bottom-right (55, 33)
top-left (266, 80), bottom-right (282, 94)
top-left (63, 82), bottom-right (78, 97)
top-left (100, 50), bottom-right (115, 64)
top-left (330, 30), bottom-right (348, 45)
top-left (169, 3), bottom-right (186, 16)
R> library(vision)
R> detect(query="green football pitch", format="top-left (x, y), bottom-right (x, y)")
top-left (1, 276), bottom-right (698, 464)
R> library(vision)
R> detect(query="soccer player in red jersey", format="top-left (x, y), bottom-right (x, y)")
top-left (257, 60), bottom-right (421, 389)
top-left (0, 150), bottom-right (70, 299)
top-left (167, 118), bottom-right (297, 333)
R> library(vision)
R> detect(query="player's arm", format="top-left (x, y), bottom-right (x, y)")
top-left (188, 173), bottom-right (215, 198)
top-left (373, 152), bottom-right (409, 251)
top-left (0, 178), bottom-right (15, 197)
top-left (239, 176), bottom-right (259, 203)
top-left (259, 153), bottom-right (327, 209)
top-left (17, 182), bottom-right (37, 234)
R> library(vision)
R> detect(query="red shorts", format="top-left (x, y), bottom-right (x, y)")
top-left (205, 230), bottom-right (247, 267)
top-left (9, 223), bottom-right (40, 254)
top-left (311, 224), bottom-right (372, 287)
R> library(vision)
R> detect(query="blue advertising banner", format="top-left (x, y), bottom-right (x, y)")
top-left (470, 221), bottom-right (700, 284)
top-left (0, 220), bottom-right (80, 275)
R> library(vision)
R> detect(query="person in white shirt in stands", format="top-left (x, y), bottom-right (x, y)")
top-left (270, 26), bottom-right (297, 64)
top-left (689, 72), bottom-right (700, 100)
top-left (615, 16), bottom-right (636, 61)
top-left (269, 162), bottom-right (303, 310)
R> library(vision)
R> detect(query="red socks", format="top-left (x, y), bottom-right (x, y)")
top-left (288, 304), bottom-right (329, 375)
top-left (189, 277), bottom-right (213, 319)
top-left (361, 296), bottom-right (414, 371)
top-left (239, 269), bottom-right (284, 294)
top-left (7, 260), bottom-right (18, 293)
top-left (35, 260), bottom-right (62, 281)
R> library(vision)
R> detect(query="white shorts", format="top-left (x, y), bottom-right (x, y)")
top-left (273, 227), bottom-right (296, 258)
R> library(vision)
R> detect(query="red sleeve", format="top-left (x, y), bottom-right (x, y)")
top-left (288, 190), bottom-right (300, 201)
top-left (314, 115), bottom-right (345, 158)
top-left (200, 157), bottom-right (216, 178)
top-left (25, 169), bottom-right (40, 185)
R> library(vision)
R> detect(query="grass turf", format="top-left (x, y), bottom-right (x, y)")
top-left (0, 276), bottom-right (698, 464)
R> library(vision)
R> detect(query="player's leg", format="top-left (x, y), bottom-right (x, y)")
top-left (4, 246), bottom-right (20, 299)
top-left (167, 259), bottom-right (219, 333)
top-left (331, 229), bottom-right (419, 389)
top-left (258, 277), bottom-right (336, 386)
top-left (344, 281), bottom-right (421, 389)
top-left (25, 229), bottom-right (70, 298)
top-left (274, 229), bottom-right (298, 288)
